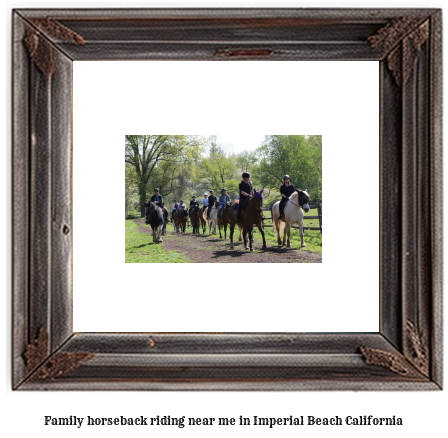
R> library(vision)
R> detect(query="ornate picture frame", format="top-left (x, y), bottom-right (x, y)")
top-left (12, 8), bottom-right (442, 390)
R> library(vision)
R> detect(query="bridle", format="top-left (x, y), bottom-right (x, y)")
top-left (288, 192), bottom-right (309, 209)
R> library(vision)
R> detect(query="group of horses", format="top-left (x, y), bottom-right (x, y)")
top-left (144, 189), bottom-right (311, 251)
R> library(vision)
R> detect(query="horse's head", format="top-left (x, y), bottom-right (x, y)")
top-left (297, 190), bottom-right (310, 213)
top-left (252, 189), bottom-right (264, 213)
top-left (144, 201), bottom-right (156, 224)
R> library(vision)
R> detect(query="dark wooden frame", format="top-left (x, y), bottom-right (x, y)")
top-left (12, 8), bottom-right (442, 390)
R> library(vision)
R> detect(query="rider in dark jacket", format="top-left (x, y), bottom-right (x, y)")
top-left (149, 188), bottom-right (164, 223)
top-left (236, 173), bottom-right (253, 223)
top-left (150, 188), bottom-right (163, 207)
top-left (278, 175), bottom-right (295, 220)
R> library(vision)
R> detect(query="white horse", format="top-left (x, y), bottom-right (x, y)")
top-left (203, 205), bottom-right (218, 235)
top-left (272, 190), bottom-right (310, 248)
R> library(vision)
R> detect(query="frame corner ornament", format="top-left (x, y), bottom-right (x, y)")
top-left (368, 17), bottom-right (430, 86)
top-left (24, 328), bottom-right (95, 381)
top-left (359, 346), bottom-right (424, 379)
top-left (23, 17), bottom-right (85, 77)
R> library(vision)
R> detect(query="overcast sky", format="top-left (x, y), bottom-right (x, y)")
top-left (204, 134), bottom-right (266, 155)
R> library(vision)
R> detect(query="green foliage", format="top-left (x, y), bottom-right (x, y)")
top-left (256, 135), bottom-right (322, 201)
top-left (125, 135), bottom-right (206, 216)
top-left (125, 134), bottom-right (322, 215)
top-left (125, 220), bottom-right (190, 263)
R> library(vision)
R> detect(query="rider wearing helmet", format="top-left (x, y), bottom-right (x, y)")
top-left (150, 188), bottom-right (163, 207)
top-left (150, 188), bottom-right (166, 223)
top-left (178, 199), bottom-right (187, 218)
top-left (218, 188), bottom-right (231, 220)
top-left (278, 175), bottom-right (295, 220)
top-left (207, 190), bottom-right (217, 220)
top-left (236, 172), bottom-right (253, 223)
top-left (201, 192), bottom-right (209, 216)
top-left (189, 195), bottom-right (200, 216)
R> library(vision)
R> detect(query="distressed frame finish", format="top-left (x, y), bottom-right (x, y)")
top-left (12, 8), bottom-right (442, 390)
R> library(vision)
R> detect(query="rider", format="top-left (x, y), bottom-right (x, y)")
top-left (201, 192), bottom-right (209, 214)
top-left (150, 188), bottom-right (163, 207)
top-left (278, 175), bottom-right (295, 220)
top-left (207, 190), bottom-right (217, 220)
top-left (150, 188), bottom-right (165, 222)
top-left (189, 195), bottom-right (199, 216)
top-left (236, 172), bottom-right (253, 223)
top-left (178, 199), bottom-right (187, 217)
top-left (218, 188), bottom-right (230, 220)
top-left (171, 199), bottom-right (179, 222)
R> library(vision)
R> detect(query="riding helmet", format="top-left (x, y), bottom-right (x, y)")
top-left (242, 172), bottom-right (251, 179)
top-left (210, 190), bottom-right (214, 193)
top-left (192, 195), bottom-right (196, 198)
top-left (221, 188), bottom-right (226, 192)
top-left (204, 193), bottom-right (208, 196)
top-left (180, 199), bottom-right (184, 202)
top-left (283, 175), bottom-right (291, 180)
top-left (154, 188), bottom-right (159, 191)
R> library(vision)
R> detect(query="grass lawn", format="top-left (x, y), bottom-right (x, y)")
top-left (125, 219), bottom-right (190, 263)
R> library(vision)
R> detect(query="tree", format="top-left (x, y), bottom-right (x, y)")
top-left (125, 135), bottom-right (204, 216)
top-left (256, 135), bottom-right (322, 200)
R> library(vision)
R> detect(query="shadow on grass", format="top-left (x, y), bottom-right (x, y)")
top-left (127, 242), bottom-right (158, 250)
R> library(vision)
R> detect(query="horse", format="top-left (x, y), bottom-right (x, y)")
top-left (177, 209), bottom-right (188, 234)
top-left (199, 206), bottom-right (207, 234)
top-left (190, 205), bottom-right (201, 234)
top-left (218, 203), bottom-right (231, 240)
top-left (220, 201), bottom-right (253, 243)
top-left (203, 203), bottom-right (218, 235)
top-left (272, 189), bottom-right (310, 248)
top-left (228, 191), bottom-right (266, 251)
top-left (172, 210), bottom-right (180, 233)
top-left (144, 201), bottom-right (164, 243)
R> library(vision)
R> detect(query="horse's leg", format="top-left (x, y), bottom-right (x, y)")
top-left (229, 225), bottom-right (235, 250)
top-left (286, 224), bottom-right (292, 248)
top-left (249, 227), bottom-right (254, 251)
top-left (259, 224), bottom-right (267, 250)
top-left (224, 224), bottom-right (227, 240)
top-left (239, 227), bottom-right (242, 242)
top-left (282, 224), bottom-right (287, 246)
top-left (243, 228), bottom-right (249, 250)
top-left (251, 226), bottom-right (254, 243)
top-left (299, 219), bottom-right (306, 248)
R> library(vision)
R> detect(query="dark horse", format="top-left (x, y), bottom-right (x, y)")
top-left (190, 205), bottom-right (201, 234)
top-left (177, 209), bottom-right (188, 234)
top-left (228, 190), bottom-right (266, 251)
top-left (172, 209), bottom-right (180, 233)
top-left (144, 201), bottom-right (164, 243)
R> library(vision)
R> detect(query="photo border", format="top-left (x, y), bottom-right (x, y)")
top-left (12, 8), bottom-right (443, 390)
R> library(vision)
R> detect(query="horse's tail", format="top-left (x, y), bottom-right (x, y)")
top-left (272, 203), bottom-right (284, 235)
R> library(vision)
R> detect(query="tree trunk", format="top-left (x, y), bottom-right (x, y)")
top-left (139, 184), bottom-right (147, 217)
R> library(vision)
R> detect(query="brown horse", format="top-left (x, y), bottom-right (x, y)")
top-left (177, 209), bottom-right (188, 234)
top-left (218, 202), bottom-right (233, 240)
top-left (172, 210), bottom-right (180, 233)
top-left (229, 190), bottom-right (266, 251)
top-left (190, 205), bottom-right (201, 234)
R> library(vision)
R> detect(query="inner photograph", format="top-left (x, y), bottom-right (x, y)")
top-left (125, 134), bottom-right (323, 263)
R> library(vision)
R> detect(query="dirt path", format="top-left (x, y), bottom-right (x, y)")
top-left (133, 218), bottom-right (322, 263)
